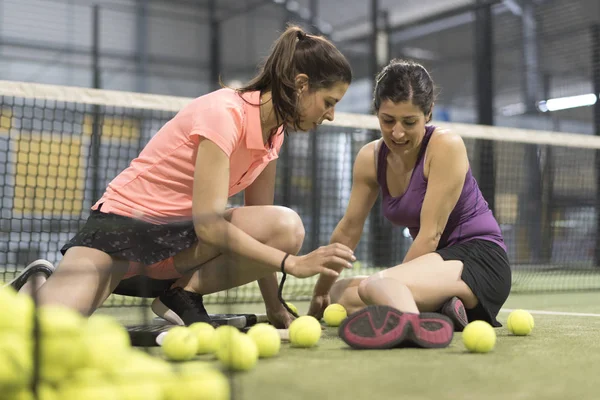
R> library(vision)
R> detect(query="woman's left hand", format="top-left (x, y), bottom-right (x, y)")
top-left (266, 305), bottom-right (296, 329)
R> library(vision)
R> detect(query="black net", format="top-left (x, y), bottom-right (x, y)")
top-left (1, 85), bottom-right (599, 310)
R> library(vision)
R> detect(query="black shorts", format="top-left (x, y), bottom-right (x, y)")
top-left (435, 239), bottom-right (511, 327)
top-left (61, 205), bottom-right (198, 267)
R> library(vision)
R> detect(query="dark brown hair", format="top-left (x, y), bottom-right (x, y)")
top-left (373, 59), bottom-right (436, 122)
top-left (237, 25), bottom-right (352, 132)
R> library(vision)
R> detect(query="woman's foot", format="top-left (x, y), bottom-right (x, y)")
top-left (439, 296), bottom-right (468, 332)
top-left (338, 305), bottom-right (454, 350)
top-left (151, 287), bottom-right (212, 326)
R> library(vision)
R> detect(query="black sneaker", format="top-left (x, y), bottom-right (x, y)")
top-left (151, 287), bottom-right (212, 326)
top-left (6, 259), bottom-right (55, 291)
top-left (439, 296), bottom-right (468, 332)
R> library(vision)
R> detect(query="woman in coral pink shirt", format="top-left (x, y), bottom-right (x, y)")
top-left (12, 26), bottom-right (354, 328)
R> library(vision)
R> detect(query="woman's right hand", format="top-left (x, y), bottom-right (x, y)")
top-left (284, 243), bottom-right (355, 278)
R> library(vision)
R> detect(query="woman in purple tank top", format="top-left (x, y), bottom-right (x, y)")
top-left (308, 59), bottom-right (512, 350)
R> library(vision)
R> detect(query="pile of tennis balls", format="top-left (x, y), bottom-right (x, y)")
top-left (462, 309), bottom-right (535, 353)
top-left (0, 286), bottom-right (229, 400)
top-left (160, 303), bottom-right (327, 372)
top-left (161, 323), bottom-right (263, 372)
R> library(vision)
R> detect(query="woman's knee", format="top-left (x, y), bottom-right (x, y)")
top-left (270, 207), bottom-right (305, 254)
top-left (330, 276), bottom-right (363, 303)
top-left (331, 277), bottom-right (367, 312)
top-left (229, 206), bottom-right (305, 254)
top-left (357, 274), bottom-right (414, 305)
top-left (357, 276), bottom-right (377, 303)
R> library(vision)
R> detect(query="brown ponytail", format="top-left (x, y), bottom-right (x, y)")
top-left (237, 24), bottom-right (352, 132)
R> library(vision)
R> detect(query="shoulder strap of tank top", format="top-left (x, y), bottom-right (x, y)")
top-left (373, 139), bottom-right (381, 174)
top-left (416, 125), bottom-right (436, 163)
top-left (375, 139), bottom-right (388, 178)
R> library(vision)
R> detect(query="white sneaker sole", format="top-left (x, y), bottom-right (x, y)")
top-left (150, 297), bottom-right (185, 326)
top-left (5, 259), bottom-right (55, 287)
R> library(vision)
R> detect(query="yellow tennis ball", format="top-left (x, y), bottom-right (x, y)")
top-left (6, 385), bottom-right (56, 400)
top-left (189, 322), bottom-right (217, 355)
top-left (161, 326), bottom-right (198, 362)
top-left (462, 320), bottom-right (496, 353)
top-left (286, 302), bottom-right (299, 315)
top-left (112, 349), bottom-right (174, 381)
top-left (164, 367), bottom-right (230, 400)
top-left (247, 323), bottom-right (281, 358)
top-left (323, 303), bottom-right (347, 327)
top-left (115, 381), bottom-right (162, 400)
top-left (37, 305), bottom-right (87, 383)
top-left (0, 287), bottom-right (34, 334)
top-left (289, 315), bottom-right (321, 348)
top-left (507, 309), bottom-right (534, 336)
top-left (59, 378), bottom-right (120, 400)
top-left (107, 353), bottom-right (167, 400)
top-left (109, 349), bottom-right (176, 400)
top-left (83, 314), bottom-right (131, 371)
top-left (0, 333), bottom-right (32, 389)
top-left (114, 370), bottom-right (163, 400)
top-left (215, 333), bottom-right (258, 371)
top-left (5, 388), bottom-right (32, 400)
top-left (213, 325), bottom-right (240, 351)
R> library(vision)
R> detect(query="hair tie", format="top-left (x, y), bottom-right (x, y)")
top-left (296, 31), bottom-right (307, 41)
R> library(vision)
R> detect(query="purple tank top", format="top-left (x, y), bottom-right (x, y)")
top-left (377, 125), bottom-right (506, 251)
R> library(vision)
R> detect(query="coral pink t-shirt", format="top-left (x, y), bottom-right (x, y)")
top-left (92, 89), bottom-right (284, 224)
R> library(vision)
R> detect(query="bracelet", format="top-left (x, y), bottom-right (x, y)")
top-left (277, 253), bottom-right (298, 317)
top-left (280, 253), bottom-right (290, 274)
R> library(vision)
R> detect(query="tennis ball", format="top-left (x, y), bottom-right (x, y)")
top-left (117, 349), bottom-right (173, 376)
top-left (112, 349), bottom-right (174, 381)
top-left (114, 376), bottom-right (163, 400)
top-left (289, 315), bottom-right (321, 348)
top-left (215, 332), bottom-right (258, 371)
top-left (462, 320), bottom-right (496, 353)
top-left (83, 314), bottom-right (131, 371)
top-left (0, 287), bottom-right (34, 334)
top-left (37, 305), bottom-right (87, 383)
top-left (213, 325), bottom-right (240, 350)
top-left (507, 309), bottom-right (534, 336)
top-left (323, 303), bottom-right (347, 327)
top-left (189, 322), bottom-right (217, 355)
top-left (247, 323), bottom-right (281, 358)
top-left (164, 367), bottom-right (230, 400)
top-left (70, 368), bottom-right (110, 384)
top-left (5, 388), bottom-right (32, 400)
top-left (59, 379), bottom-right (120, 400)
top-left (173, 360), bottom-right (213, 374)
top-left (0, 333), bottom-right (32, 389)
top-left (110, 349), bottom-right (175, 400)
top-left (286, 302), bottom-right (299, 315)
top-left (116, 383), bottom-right (160, 400)
top-left (161, 326), bottom-right (198, 362)
top-left (6, 385), bottom-right (56, 400)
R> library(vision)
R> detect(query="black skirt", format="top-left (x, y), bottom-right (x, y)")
top-left (61, 205), bottom-right (198, 266)
top-left (435, 239), bottom-right (512, 327)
